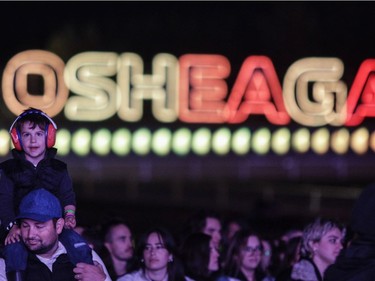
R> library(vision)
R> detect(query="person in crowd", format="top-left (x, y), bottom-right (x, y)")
top-left (223, 217), bottom-right (249, 245)
top-left (324, 183), bottom-right (375, 280)
top-left (280, 230), bottom-right (302, 245)
top-left (223, 229), bottom-right (274, 281)
top-left (260, 239), bottom-right (274, 277)
top-left (221, 217), bottom-right (249, 258)
top-left (279, 218), bottom-right (345, 281)
top-left (0, 188), bottom-right (111, 281)
top-left (0, 108), bottom-right (93, 280)
top-left (82, 226), bottom-right (103, 252)
top-left (0, 249), bottom-right (5, 281)
top-left (180, 233), bottom-right (220, 281)
top-left (274, 236), bottom-right (301, 281)
top-left (118, 227), bottom-right (186, 281)
top-left (180, 210), bottom-right (222, 251)
top-left (100, 218), bottom-right (136, 280)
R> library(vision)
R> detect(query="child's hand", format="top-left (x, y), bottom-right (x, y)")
top-left (5, 224), bottom-right (21, 245)
top-left (64, 215), bottom-right (77, 229)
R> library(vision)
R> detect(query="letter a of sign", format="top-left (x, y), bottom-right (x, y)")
top-left (346, 59), bottom-right (375, 126)
top-left (225, 56), bottom-right (290, 125)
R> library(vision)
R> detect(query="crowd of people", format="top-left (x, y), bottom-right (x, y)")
top-left (0, 108), bottom-right (373, 281)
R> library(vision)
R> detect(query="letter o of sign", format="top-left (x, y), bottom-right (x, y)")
top-left (2, 50), bottom-right (69, 117)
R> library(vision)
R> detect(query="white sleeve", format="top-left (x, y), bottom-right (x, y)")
top-left (0, 259), bottom-right (6, 281)
top-left (92, 250), bottom-right (112, 281)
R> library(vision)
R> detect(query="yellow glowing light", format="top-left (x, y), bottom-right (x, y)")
top-left (351, 127), bottom-right (369, 155)
top-left (212, 127), bottom-right (231, 155)
top-left (172, 128), bottom-right (192, 156)
top-left (112, 128), bottom-right (132, 156)
top-left (55, 129), bottom-right (71, 156)
top-left (92, 129), bottom-right (112, 156)
top-left (0, 129), bottom-right (10, 156)
top-left (232, 128), bottom-right (251, 155)
top-left (252, 128), bottom-right (271, 155)
top-left (291, 128), bottom-right (310, 153)
top-left (311, 128), bottom-right (330, 154)
top-left (331, 128), bottom-right (350, 154)
top-left (132, 128), bottom-right (152, 155)
top-left (71, 129), bottom-right (91, 156)
top-left (192, 128), bottom-right (211, 155)
top-left (152, 128), bottom-right (172, 156)
top-left (272, 128), bottom-right (291, 155)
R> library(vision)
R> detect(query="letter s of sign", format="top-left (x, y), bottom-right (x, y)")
top-left (2, 50), bottom-right (69, 117)
top-left (64, 52), bottom-right (119, 121)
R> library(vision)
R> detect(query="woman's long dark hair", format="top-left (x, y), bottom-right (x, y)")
top-left (223, 229), bottom-right (265, 281)
top-left (137, 227), bottom-right (186, 281)
top-left (180, 233), bottom-right (212, 281)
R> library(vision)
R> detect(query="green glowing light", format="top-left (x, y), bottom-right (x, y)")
top-left (132, 128), bottom-right (152, 156)
top-left (212, 127), bottom-right (231, 155)
top-left (232, 128), bottom-right (251, 155)
top-left (55, 129), bottom-right (71, 156)
top-left (112, 128), bottom-right (132, 156)
top-left (192, 128), bottom-right (211, 155)
top-left (172, 128), bottom-right (192, 156)
top-left (152, 128), bottom-right (172, 156)
top-left (71, 128), bottom-right (91, 156)
top-left (272, 128), bottom-right (291, 155)
top-left (92, 129), bottom-right (112, 156)
top-left (252, 128), bottom-right (271, 155)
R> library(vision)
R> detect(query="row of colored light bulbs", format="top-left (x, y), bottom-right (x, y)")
top-left (0, 126), bottom-right (372, 157)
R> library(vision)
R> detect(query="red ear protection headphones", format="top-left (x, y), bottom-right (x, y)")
top-left (9, 109), bottom-right (58, 151)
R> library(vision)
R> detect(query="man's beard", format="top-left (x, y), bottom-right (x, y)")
top-left (28, 240), bottom-right (56, 255)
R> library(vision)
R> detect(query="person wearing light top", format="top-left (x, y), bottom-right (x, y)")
top-left (0, 188), bottom-right (112, 281)
top-left (118, 227), bottom-right (188, 281)
top-left (0, 258), bottom-right (6, 281)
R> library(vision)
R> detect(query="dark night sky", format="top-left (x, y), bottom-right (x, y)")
top-left (1, 2), bottom-right (374, 77)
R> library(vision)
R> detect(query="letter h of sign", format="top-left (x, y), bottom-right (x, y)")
top-left (117, 53), bottom-right (179, 123)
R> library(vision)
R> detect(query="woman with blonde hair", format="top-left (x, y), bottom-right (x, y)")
top-left (287, 218), bottom-right (345, 281)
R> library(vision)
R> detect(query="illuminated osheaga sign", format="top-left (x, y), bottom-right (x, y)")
top-left (2, 50), bottom-right (375, 127)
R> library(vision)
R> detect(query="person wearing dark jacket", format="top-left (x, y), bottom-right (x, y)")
top-left (0, 188), bottom-right (111, 281)
top-left (0, 108), bottom-right (93, 281)
top-left (324, 183), bottom-right (375, 281)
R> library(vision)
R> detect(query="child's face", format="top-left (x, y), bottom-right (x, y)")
top-left (20, 121), bottom-right (47, 166)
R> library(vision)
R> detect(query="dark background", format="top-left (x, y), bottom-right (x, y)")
top-left (0, 2), bottom-right (374, 238)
